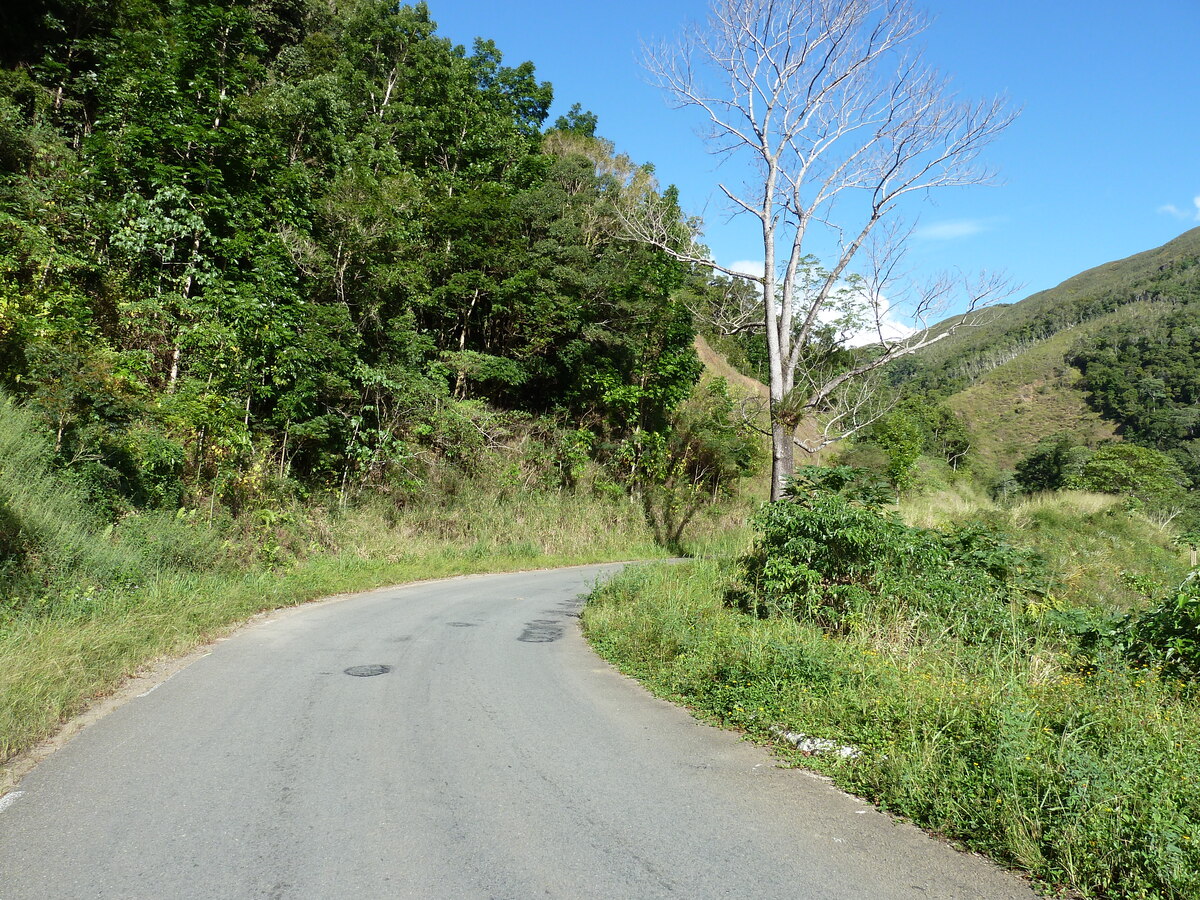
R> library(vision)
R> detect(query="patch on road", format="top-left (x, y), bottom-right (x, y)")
top-left (344, 664), bottom-right (392, 677)
top-left (518, 619), bottom-right (563, 643)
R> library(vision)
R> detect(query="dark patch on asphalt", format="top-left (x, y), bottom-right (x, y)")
top-left (519, 619), bottom-right (563, 643)
top-left (447, 622), bottom-right (477, 628)
top-left (547, 596), bottom-right (585, 618)
top-left (344, 664), bottom-right (392, 677)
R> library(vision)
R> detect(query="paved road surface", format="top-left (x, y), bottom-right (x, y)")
top-left (0, 564), bottom-right (1035, 898)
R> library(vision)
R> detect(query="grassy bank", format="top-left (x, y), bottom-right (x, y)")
top-left (1, 402), bottom-right (667, 763)
top-left (584, 513), bottom-right (1199, 899)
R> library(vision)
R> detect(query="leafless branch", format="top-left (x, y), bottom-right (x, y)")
top-left (632, 0), bottom-right (1016, 499)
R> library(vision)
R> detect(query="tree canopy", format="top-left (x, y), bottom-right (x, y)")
top-left (0, 0), bottom-right (734, 515)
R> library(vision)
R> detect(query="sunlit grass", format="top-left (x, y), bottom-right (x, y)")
top-left (584, 560), bottom-right (1200, 900)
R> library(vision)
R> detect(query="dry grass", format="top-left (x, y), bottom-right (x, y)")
top-left (899, 480), bottom-right (997, 529)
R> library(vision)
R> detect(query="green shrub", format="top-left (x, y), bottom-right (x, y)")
top-left (1072, 444), bottom-right (1191, 522)
top-left (1014, 433), bottom-right (1089, 493)
top-left (1118, 576), bottom-right (1200, 679)
top-left (737, 470), bottom-right (1053, 643)
top-left (784, 464), bottom-right (894, 506)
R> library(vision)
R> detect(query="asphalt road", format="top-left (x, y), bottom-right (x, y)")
top-left (0, 564), bottom-right (1035, 899)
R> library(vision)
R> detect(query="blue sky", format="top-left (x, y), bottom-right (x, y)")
top-left (429, 0), bottom-right (1199, 307)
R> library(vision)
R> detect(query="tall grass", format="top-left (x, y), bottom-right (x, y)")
top-left (0, 397), bottom-right (141, 602)
top-left (901, 487), bottom-right (1188, 611)
top-left (585, 560), bottom-right (1200, 900)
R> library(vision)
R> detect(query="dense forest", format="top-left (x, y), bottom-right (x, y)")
top-left (1068, 293), bottom-right (1200, 481)
top-left (0, 0), bottom-right (751, 522)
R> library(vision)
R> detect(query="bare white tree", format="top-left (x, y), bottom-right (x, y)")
top-left (631, 0), bottom-right (1018, 500)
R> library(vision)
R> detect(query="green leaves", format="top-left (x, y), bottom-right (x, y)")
top-left (739, 467), bottom-right (1055, 642)
top-left (1013, 437), bottom-right (1194, 526)
top-left (0, 0), bottom-right (732, 520)
top-left (1118, 576), bottom-right (1200, 680)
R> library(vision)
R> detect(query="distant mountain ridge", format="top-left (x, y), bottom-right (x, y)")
top-left (893, 226), bottom-right (1200, 399)
top-left (894, 227), bottom-right (1200, 472)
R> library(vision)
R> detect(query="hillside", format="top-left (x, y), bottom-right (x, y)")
top-left (897, 228), bottom-right (1200, 474)
top-left (694, 334), bottom-right (832, 473)
top-left (895, 226), bottom-right (1200, 398)
top-left (944, 306), bottom-right (1148, 471)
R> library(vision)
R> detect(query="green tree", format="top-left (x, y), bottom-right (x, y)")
top-left (1072, 443), bottom-right (1191, 522)
top-left (1014, 434), bottom-right (1086, 494)
top-left (866, 410), bottom-right (924, 489)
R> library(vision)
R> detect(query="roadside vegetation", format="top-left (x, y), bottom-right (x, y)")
top-left (588, 235), bottom-right (1200, 897)
top-left (0, 2), bottom-right (762, 765)
top-left (0, 391), bottom-right (683, 762)
top-left (585, 469), bottom-right (1198, 899)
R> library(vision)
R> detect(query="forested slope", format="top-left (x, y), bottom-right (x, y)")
top-left (885, 229), bottom-right (1200, 496)
top-left (0, 0), bottom-right (744, 524)
top-left (892, 226), bottom-right (1200, 398)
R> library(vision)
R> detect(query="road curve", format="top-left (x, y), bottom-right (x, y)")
top-left (0, 564), bottom-right (1034, 899)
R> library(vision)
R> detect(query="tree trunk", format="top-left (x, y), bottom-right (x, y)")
top-left (453, 289), bottom-right (480, 400)
top-left (167, 344), bottom-right (182, 392)
top-left (770, 419), bottom-right (794, 501)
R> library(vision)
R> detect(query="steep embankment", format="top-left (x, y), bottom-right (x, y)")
top-left (694, 334), bottom-right (830, 468)
top-left (694, 334), bottom-right (768, 400)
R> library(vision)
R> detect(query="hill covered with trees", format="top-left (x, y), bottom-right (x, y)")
top-left (0, 0), bottom-right (751, 523)
top-left (889, 226), bottom-right (1200, 400)
top-left (865, 228), bottom-right (1200, 523)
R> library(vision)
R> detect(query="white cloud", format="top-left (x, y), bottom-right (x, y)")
top-left (844, 316), bottom-right (918, 348)
top-left (914, 219), bottom-right (987, 241)
top-left (716, 258), bottom-right (917, 348)
top-left (727, 259), bottom-right (765, 279)
top-left (837, 290), bottom-right (919, 348)
top-left (1156, 197), bottom-right (1200, 221)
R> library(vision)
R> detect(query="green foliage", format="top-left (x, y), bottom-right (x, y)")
top-left (784, 464), bottom-right (894, 507)
top-left (551, 102), bottom-right (598, 137)
top-left (0, 0), bottom-right (739, 522)
top-left (863, 409), bottom-right (924, 487)
top-left (1010, 437), bottom-right (1193, 526)
top-left (636, 378), bottom-right (764, 550)
top-left (847, 398), bottom-right (973, 490)
top-left (905, 398), bottom-right (973, 468)
top-left (1069, 293), bottom-right (1200, 482)
top-left (1074, 443), bottom-right (1191, 513)
top-left (1013, 433), bottom-right (1088, 493)
top-left (1117, 576), bottom-right (1200, 679)
top-left (586, 552), bottom-right (1200, 900)
top-left (737, 468), bottom-right (1052, 642)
